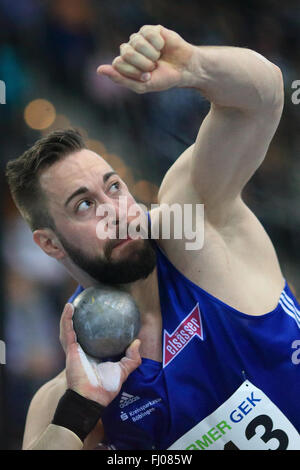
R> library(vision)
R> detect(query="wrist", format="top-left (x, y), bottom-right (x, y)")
top-left (52, 389), bottom-right (106, 442)
top-left (179, 44), bottom-right (205, 89)
top-left (69, 384), bottom-right (110, 407)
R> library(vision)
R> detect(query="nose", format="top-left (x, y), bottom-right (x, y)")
top-left (112, 199), bottom-right (145, 240)
top-left (96, 196), bottom-right (129, 238)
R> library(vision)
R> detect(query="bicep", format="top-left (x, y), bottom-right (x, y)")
top-left (159, 102), bottom-right (283, 225)
top-left (191, 104), bottom-right (281, 205)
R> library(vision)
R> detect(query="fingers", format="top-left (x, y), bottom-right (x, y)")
top-left (59, 303), bottom-right (76, 353)
top-left (128, 34), bottom-right (161, 62)
top-left (138, 25), bottom-right (165, 51)
top-left (98, 25), bottom-right (165, 84)
top-left (119, 26), bottom-right (164, 76)
top-left (120, 43), bottom-right (156, 72)
top-left (112, 56), bottom-right (151, 81)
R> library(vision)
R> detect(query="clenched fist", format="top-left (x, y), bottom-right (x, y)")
top-left (97, 25), bottom-right (195, 94)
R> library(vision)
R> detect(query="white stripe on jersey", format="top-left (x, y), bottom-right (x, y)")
top-left (279, 291), bottom-right (300, 328)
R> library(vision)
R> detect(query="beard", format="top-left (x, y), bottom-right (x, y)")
top-left (56, 230), bottom-right (157, 285)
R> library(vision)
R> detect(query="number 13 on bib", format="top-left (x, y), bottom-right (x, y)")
top-left (168, 381), bottom-right (300, 450)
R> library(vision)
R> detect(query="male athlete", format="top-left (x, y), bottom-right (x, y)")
top-left (6, 25), bottom-right (300, 450)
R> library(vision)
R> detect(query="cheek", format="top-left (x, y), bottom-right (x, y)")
top-left (127, 201), bottom-right (148, 232)
top-left (66, 223), bottom-right (105, 251)
top-left (127, 199), bottom-right (145, 217)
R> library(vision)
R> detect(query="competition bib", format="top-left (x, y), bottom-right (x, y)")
top-left (168, 381), bottom-right (300, 450)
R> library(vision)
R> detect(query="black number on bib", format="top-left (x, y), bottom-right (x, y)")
top-left (223, 440), bottom-right (240, 450)
top-left (245, 414), bottom-right (289, 450)
top-left (223, 414), bottom-right (289, 450)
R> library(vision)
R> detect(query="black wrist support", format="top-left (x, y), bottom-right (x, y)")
top-left (52, 389), bottom-right (106, 442)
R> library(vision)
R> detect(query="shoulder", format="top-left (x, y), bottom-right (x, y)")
top-left (22, 369), bottom-right (67, 449)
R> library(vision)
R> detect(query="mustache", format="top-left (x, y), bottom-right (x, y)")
top-left (104, 222), bottom-right (151, 259)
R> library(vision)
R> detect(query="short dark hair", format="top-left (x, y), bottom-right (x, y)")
top-left (6, 128), bottom-right (86, 231)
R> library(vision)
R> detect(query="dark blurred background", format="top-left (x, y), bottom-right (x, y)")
top-left (0, 0), bottom-right (299, 450)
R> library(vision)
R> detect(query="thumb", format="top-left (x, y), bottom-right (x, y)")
top-left (97, 64), bottom-right (117, 78)
top-left (97, 64), bottom-right (134, 87)
top-left (125, 339), bottom-right (141, 361)
top-left (97, 63), bottom-right (150, 93)
top-left (120, 339), bottom-right (142, 377)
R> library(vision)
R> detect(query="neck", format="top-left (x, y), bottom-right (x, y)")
top-left (117, 268), bottom-right (159, 315)
top-left (61, 259), bottom-right (160, 320)
top-left (60, 258), bottom-right (104, 290)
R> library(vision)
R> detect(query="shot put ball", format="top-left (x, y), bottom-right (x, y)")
top-left (72, 286), bottom-right (141, 360)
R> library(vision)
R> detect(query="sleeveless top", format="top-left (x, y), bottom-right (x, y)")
top-left (68, 241), bottom-right (300, 450)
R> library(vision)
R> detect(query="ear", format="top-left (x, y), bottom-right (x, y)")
top-left (33, 229), bottom-right (66, 260)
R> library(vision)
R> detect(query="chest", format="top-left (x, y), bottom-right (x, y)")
top-left (156, 229), bottom-right (284, 316)
top-left (149, 202), bottom-right (284, 314)
top-left (137, 315), bottom-right (163, 362)
top-left (101, 303), bottom-right (300, 449)
top-left (134, 271), bottom-right (163, 363)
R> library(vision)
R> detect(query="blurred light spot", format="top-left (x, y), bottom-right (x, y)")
top-left (86, 144), bottom-right (136, 188)
top-left (41, 114), bottom-right (71, 136)
top-left (117, 165), bottom-right (135, 188)
top-left (77, 126), bottom-right (89, 141)
top-left (102, 153), bottom-right (127, 175)
top-left (133, 180), bottom-right (159, 204)
top-left (87, 139), bottom-right (107, 156)
top-left (24, 99), bottom-right (56, 130)
top-left (51, 0), bottom-right (94, 30)
top-left (104, 154), bottom-right (135, 187)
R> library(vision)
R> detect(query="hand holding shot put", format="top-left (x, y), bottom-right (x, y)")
top-left (60, 302), bottom-right (141, 407)
top-left (22, 302), bottom-right (141, 450)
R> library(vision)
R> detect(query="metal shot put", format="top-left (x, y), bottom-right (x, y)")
top-left (72, 286), bottom-right (140, 359)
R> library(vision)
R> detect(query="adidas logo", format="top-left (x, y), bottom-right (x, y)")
top-left (119, 392), bottom-right (140, 408)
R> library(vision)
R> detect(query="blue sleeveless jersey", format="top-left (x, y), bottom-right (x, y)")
top-left (68, 244), bottom-right (300, 450)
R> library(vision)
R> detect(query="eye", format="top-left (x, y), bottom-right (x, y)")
top-left (109, 181), bottom-right (121, 193)
top-left (76, 200), bottom-right (93, 212)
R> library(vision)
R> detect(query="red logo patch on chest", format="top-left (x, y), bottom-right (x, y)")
top-left (163, 303), bottom-right (204, 368)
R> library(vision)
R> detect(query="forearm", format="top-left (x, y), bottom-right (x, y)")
top-left (24, 389), bottom-right (105, 450)
top-left (26, 424), bottom-right (83, 450)
top-left (184, 45), bottom-right (283, 112)
top-left (98, 25), bottom-right (284, 111)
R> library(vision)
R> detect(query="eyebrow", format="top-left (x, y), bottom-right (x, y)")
top-left (64, 171), bottom-right (117, 207)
